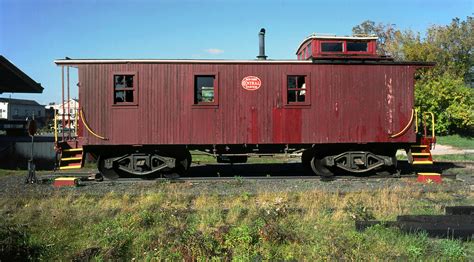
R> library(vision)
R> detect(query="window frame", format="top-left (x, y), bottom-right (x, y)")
top-left (111, 71), bottom-right (139, 107)
top-left (320, 41), bottom-right (344, 53)
top-left (282, 73), bottom-right (311, 108)
top-left (346, 41), bottom-right (369, 54)
top-left (192, 72), bottom-right (219, 108)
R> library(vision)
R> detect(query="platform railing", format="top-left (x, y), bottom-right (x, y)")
top-left (53, 108), bottom-right (79, 144)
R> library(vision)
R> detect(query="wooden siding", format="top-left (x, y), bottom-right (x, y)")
top-left (78, 63), bottom-right (417, 146)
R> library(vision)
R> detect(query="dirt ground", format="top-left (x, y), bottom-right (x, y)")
top-left (430, 144), bottom-right (474, 155)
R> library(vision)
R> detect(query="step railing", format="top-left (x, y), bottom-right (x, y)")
top-left (53, 108), bottom-right (79, 144)
top-left (415, 109), bottom-right (436, 149)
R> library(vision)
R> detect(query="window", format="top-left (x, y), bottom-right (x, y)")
top-left (114, 74), bottom-right (135, 104)
top-left (347, 42), bottom-right (368, 52)
top-left (321, 42), bottom-right (343, 52)
top-left (194, 75), bottom-right (217, 105)
top-left (287, 75), bottom-right (307, 104)
top-left (306, 43), bottom-right (312, 58)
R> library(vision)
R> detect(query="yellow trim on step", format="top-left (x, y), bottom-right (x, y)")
top-left (63, 148), bottom-right (83, 152)
top-left (411, 145), bottom-right (428, 148)
top-left (417, 173), bottom-right (441, 176)
top-left (59, 165), bottom-right (82, 170)
top-left (413, 160), bottom-right (433, 165)
top-left (55, 177), bottom-right (79, 181)
top-left (411, 153), bottom-right (431, 156)
top-left (61, 157), bottom-right (82, 161)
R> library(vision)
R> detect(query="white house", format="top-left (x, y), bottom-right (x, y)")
top-left (0, 98), bottom-right (45, 120)
top-left (47, 99), bottom-right (79, 120)
top-left (46, 99), bottom-right (79, 130)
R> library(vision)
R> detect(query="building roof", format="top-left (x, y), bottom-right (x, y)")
top-left (0, 97), bottom-right (42, 106)
top-left (0, 56), bottom-right (43, 94)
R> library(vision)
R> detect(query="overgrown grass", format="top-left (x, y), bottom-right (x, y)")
top-left (0, 169), bottom-right (24, 177)
top-left (437, 135), bottom-right (474, 149)
top-left (0, 186), bottom-right (472, 260)
top-left (0, 169), bottom-right (51, 177)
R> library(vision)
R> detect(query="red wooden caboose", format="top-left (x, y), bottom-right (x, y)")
top-left (54, 30), bottom-right (435, 178)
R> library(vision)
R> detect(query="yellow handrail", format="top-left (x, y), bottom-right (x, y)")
top-left (80, 109), bottom-right (108, 140)
top-left (423, 112), bottom-right (435, 138)
top-left (415, 108), bottom-right (419, 133)
top-left (390, 108), bottom-right (415, 138)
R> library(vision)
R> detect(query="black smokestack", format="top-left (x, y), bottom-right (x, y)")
top-left (257, 28), bottom-right (267, 60)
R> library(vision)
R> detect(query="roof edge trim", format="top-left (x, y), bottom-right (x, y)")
top-left (55, 59), bottom-right (313, 65)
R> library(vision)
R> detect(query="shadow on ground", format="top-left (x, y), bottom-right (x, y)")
top-left (185, 160), bottom-right (467, 178)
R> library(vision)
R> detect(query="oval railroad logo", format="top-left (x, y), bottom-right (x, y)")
top-left (241, 76), bottom-right (261, 91)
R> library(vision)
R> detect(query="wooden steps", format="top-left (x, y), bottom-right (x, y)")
top-left (409, 143), bottom-right (433, 166)
top-left (59, 147), bottom-right (83, 170)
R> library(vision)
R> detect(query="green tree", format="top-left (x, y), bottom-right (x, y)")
top-left (352, 20), bottom-right (403, 58)
top-left (400, 17), bottom-right (473, 81)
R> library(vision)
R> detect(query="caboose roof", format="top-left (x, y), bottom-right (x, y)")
top-left (55, 59), bottom-right (312, 65)
top-left (54, 58), bottom-right (434, 66)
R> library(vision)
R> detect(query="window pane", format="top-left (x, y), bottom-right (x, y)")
top-left (114, 75), bottom-right (125, 89)
top-left (297, 76), bottom-right (306, 88)
top-left (115, 91), bottom-right (125, 103)
top-left (287, 76), bottom-right (296, 89)
top-left (321, 42), bottom-right (343, 52)
top-left (288, 90), bottom-right (296, 103)
top-left (195, 76), bottom-right (215, 103)
top-left (347, 42), bottom-right (368, 52)
top-left (125, 90), bottom-right (134, 102)
top-left (297, 90), bottom-right (306, 102)
top-left (125, 75), bottom-right (134, 87)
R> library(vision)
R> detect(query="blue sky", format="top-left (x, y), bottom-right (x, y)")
top-left (0, 0), bottom-right (472, 104)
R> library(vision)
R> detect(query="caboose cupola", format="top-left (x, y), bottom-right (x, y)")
top-left (296, 34), bottom-right (390, 61)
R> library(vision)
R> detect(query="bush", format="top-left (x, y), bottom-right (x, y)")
top-left (415, 74), bottom-right (474, 135)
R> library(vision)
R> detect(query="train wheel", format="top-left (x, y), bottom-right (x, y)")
top-left (177, 150), bottom-right (192, 174)
top-left (375, 154), bottom-right (399, 176)
top-left (310, 155), bottom-right (335, 177)
top-left (301, 149), bottom-right (314, 172)
top-left (165, 150), bottom-right (192, 178)
top-left (97, 156), bottom-right (120, 180)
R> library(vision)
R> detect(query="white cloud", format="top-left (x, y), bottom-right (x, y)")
top-left (204, 48), bottom-right (224, 55)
